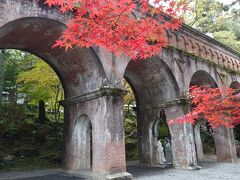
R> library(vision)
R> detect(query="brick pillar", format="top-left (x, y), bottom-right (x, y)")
top-left (164, 105), bottom-right (198, 169)
top-left (61, 87), bottom-right (132, 179)
top-left (137, 109), bottom-right (153, 165)
top-left (194, 123), bottom-right (205, 162)
top-left (63, 103), bottom-right (88, 170)
top-left (214, 126), bottom-right (237, 162)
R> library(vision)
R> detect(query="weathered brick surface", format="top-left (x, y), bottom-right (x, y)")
top-left (0, 0), bottom-right (240, 179)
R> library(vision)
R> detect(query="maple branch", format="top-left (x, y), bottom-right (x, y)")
top-left (116, 0), bottom-right (135, 21)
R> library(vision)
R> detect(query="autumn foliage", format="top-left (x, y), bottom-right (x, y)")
top-left (170, 86), bottom-right (240, 129)
top-left (44, 0), bottom-right (188, 59)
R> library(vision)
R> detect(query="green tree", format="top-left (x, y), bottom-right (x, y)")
top-left (2, 50), bottom-right (28, 103)
top-left (17, 60), bottom-right (64, 122)
top-left (0, 50), bottom-right (6, 103)
top-left (214, 31), bottom-right (240, 51)
top-left (185, 0), bottom-right (240, 52)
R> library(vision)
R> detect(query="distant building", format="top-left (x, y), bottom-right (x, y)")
top-left (1, 91), bottom-right (26, 104)
top-left (2, 91), bottom-right (9, 102)
top-left (16, 93), bottom-right (26, 104)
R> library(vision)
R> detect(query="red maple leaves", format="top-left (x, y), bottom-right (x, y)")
top-left (172, 86), bottom-right (240, 129)
top-left (44, 0), bottom-right (188, 59)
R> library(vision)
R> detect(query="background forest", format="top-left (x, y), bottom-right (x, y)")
top-left (0, 0), bottom-right (240, 170)
top-left (0, 51), bottom-right (64, 170)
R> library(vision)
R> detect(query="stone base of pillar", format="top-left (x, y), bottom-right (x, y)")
top-left (63, 170), bottom-right (132, 180)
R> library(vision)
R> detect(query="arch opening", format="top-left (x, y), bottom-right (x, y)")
top-left (230, 81), bottom-right (240, 158)
top-left (190, 70), bottom-right (218, 163)
top-left (190, 70), bottom-right (218, 88)
top-left (123, 79), bottom-right (139, 161)
top-left (124, 56), bottom-right (180, 105)
top-left (72, 115), bottom-right (92, 170)
top-left (0, 17), bottom-right (105, 97)
top-left (0, 16), bottom-right (105, 171)
top-left (0, 49), bottom-right (65, 170)
top-left (151, 109), bottom-right (173, 165)
top-left (194, 120), bottom-right (217, 162)
top-left (124, 56), bottom-right (179, 167)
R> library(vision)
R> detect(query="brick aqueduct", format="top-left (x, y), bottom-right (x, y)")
top-left (1, 1), bottom-right (240, 179)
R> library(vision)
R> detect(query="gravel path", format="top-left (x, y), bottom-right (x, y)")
top-left (1, 162), bottom-right (240, 180)
top-left (127, 162), bottom-right (240, 180)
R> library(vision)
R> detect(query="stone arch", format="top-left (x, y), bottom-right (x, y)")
top-left (0, 4), bottom-right (107, 173)
top-left (163, 29), bottom-right (170, 44)
top-left (201, 45), bottom-right (207, 59)
top-left (150, 109), bottom-right (173, 164)
top-left (230, 81), bottom-right (240, 89)
top-left (193, 42), bottom-right (201, 56)
top-left (194, 120), bottom-right (217, 162)
top-left (229, 81), bottom-right (240, 158)
top-left (237, 61), bottom-right (240, 71)
top-left (190, 71), bottom-right (237, 163)
top-left (186, 39), bottom-right (194, 53)
top-left (229, 59), bottom-right (233, 69)
top-left (0, 17), bottom-right (106, 97)
top-left (189, 70), bottom-right (218, 88)
top-left (169, 32), bottom-right (178, 47)
top-left (185, 61), bottom-right (223, 93)
top-left (213, 51), bottom-right (219, 64)
top-left (207, 48), bottom-right (213, 61)
top-left (124, 56), bottom-right (180, 165)
top-left (229, 58), bottom-right (236, 70)
top-left (72, 114), bottom-right (92, 170)
top-left (219, 54), bottom-right (224, 65)
top-left (190, 70), bottom-right (218, 162)
top-left (177, 35), bottom-right (186, 50)
top-left (125, 56), bottom-right (180, 105)
top-left (225, 56), bottom-right (230, 68)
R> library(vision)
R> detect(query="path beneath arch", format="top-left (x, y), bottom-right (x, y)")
top-left (1, 161), bottom-right (240, 180)
top-left (127, 161), bottom-right (240, 180)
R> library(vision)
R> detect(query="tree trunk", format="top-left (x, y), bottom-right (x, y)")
top-left (38, 100), bottom-right (47, 124)
top-left (0, 50), bottom-right (6, 104)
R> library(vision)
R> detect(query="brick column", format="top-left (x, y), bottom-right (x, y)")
top-left (164, 104), bottom-right (198, 169)
top-left (214, 126), bottom-right (237, 162)
top-left (137, 98), bottom-right (198, 169)
top-left (137, 109), bottom-right (153, 165)
top-left (194, 123), bottom-right (205, 162)
top-left (61, 87), bottom-right (132, 179)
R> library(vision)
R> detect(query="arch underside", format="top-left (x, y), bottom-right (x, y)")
top-left (230, 81), bottom-right (240, 89)
top-left (0, 17), bottom-right (105, 97)
top-left (190, 70), bottom-right (218, 88)
top-left (125, 56), bottom-right (180, 106)
top-left (124, 56), bottom-right (180, 165)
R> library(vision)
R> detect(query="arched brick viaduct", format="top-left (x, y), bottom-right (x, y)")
top-left (1, 1), bottom-right (240, 179)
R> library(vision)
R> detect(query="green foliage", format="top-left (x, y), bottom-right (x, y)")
top-left (214, 31), bottom-right (240, 51)
top-left (201, 131), bottom-right (216, 154)
top-left (0, 103), bottom-right (63, 171)
top-left (0, 103), bottom-right (27, 137)
top-left (185, 0), bottom-right (240, 52)
top-left (3, 51), bottom-right (22, 102)
top-left (0, 50), bottom-right (64, 171)
top-left (123, 81), bottom-right (139, 160)
top-left (0, 156), bottom-right (61, 171)
top-left (17, 59), bottom-right (64, 123)
top-left (158, 121), bottom-right (170, 140)
top-left (186, 0), bottom-right (225, 33)
top-left (17, 60), bottom-right (64, 105)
